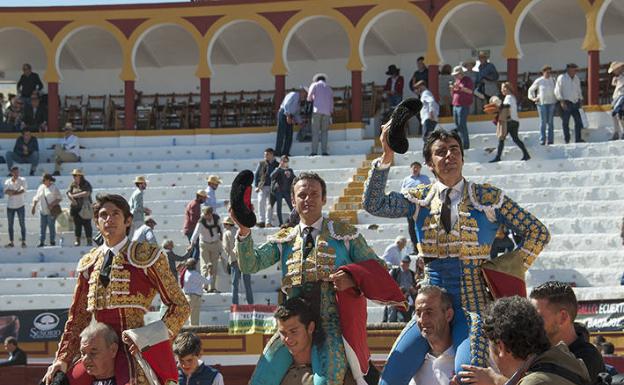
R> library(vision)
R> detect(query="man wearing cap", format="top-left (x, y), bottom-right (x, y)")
top-left (276, 88), bottom-right (306, 157)
top-left (130, 176), bottom-right (151, 231)
top-left (5, 128), bottom-right (39, 176)
top-left (608, 61), bottom-right (624, 140)
top-left (384, 65), bottom-right (404, 108)
top-left (222, 216), bottom-right (253, 305)
top-left (4, 166), bottom-right (28, 248)
top-left (132, 217), bottom-right (157, 245)
top-left (450, 66), bottom-right (473, 149)
top-left (307, 74), bottom-right (334, 156)
top-left (183, 190), bottom-right (207, 259)
top-left (53, 123), bottom-right (80, 176)
top-left (204, 174), bottom-right (227, 212)
top-left (555, 63), bottom-right (585, 143)
top-left (414, 80), bottom-right (439, 140)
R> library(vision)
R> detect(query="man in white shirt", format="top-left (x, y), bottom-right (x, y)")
top-left (132, 217), bottom-right (157, 245)
top-left (181, 258), bottom-right (211, 326)
top-left (53, 123), bottom-right (80, 176)
top-left (188, 206), bottom-right (223, 293)
top-left (203, 175), bottom-right (228, 211)
top-left (554, 63), bottom-right (584, 143)
top-left (528, 65), bottom-right (557, 145)
top-left (409, 285), bottom-right (455, 385)
top-left (401, 162), bottom-right (431, 252)
top-left (382, 236), bottom-right (408, 267)
top-left (414, 80), bottom-right (439, 140)
top-left (4, 166), bottom-right (27, 247)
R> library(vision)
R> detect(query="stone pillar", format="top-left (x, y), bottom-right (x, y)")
top-left (47, 82), bottom-right (59, 132)
top-left (351, 70), bottom-right (362, 122)
top-left (506, 58), bottom-right (518, 91)
top-left (124, 80), bottom-right (135, 130)
top-left (200, 77), bottom-right (210, 128)
top-left (275, 75), bottom-right (286, 113)
top-left (587, 50), bottom-right (600, 105)
top-left (428, 64), bottom-right (439, 100)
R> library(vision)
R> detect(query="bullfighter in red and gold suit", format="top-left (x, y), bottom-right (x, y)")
top-left (44, 194), bottom-right (190, 385)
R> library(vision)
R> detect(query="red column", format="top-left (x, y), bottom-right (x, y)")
top-left (428, 64), bottom-right (439, 100)
top-left (588, 50), bottom-right (600, 105)
top-left (124, 80), bottom-right (135, 130)
top-left (200, 77), bottom-right (210, 128)
top-left (507, 58), bottom-right (518, 91)
top-left (275, 75), bottom-right (285, 112)
top-left (351, 70), bottom-right (362, 123)
top-left (47, 82), bottom-right (59, 132)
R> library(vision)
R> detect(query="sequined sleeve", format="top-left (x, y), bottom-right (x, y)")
top-left (236, 235), bottom-right (281, 274)
top-left (362, 162), bottom-right (413, 218)
top-left (497, 195), bottom-right (550, 267)
top-left (146, 252), bottom-right (190, 336)
top-left (348, 234), bottom-right (387, 268)
top-left (55, 270), bottom-right (91, 365)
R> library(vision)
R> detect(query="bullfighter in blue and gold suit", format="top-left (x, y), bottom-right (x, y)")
top-left (362, 127), bottom-right (550, 385)
top-left (232, 172), bottom-right (405, 385)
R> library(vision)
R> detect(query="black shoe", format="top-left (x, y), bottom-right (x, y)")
top-left (309, 153), bottom-right (317, 156)
top-left (322, 152), bottom-right (329, 156)
top-left (29, 170), bottom-right (35, 176)
top-left (611, 133), bottom-right (620, 141)
top-left (547, 141), bottom-right (554, 145)
top-left (52, 171), bottom-right (60, 176)
top-left (257, 222), bottom-right (265, 228)
top-left (38, 242), bottom-right (45, 248)
top-left (489, 157), bottom-right (501, 163)
top-left (540, 142), bottom-right (545, 146)
top-left (521, 154), bottom-right (531, 161)
top-left (50, 241), bottom-right (56, 246)
top-left (576, 139), bottom-right (586, 143)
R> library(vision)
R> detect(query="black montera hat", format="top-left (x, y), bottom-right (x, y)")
top-left (230, 170), bottom-right (257, 228)
top-left (387, 98), bottom-right (423, 154)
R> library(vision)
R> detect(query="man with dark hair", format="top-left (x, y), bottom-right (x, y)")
top-left (254, 148), bottom-right (279, 228)
top-left (530, 281), bottom-right (606, 384)
top-left (231, 171), bottom-right (405, 385)
top-left (17, 63), bottom-right (43, 104)
top-left (6, 128), bottom-right (39, 176)
top-left (22, 94), bottom-right (47, 132)
top-left (479, 296), bottom-right (589, 385)
top-left (363, 126), bottom-right (550, 385)
top-left (409, 56), bottom-right (428, 93)
top-left (44, 193), bottom-right (189, 385)
top-left (555, 63), bottom-right (584, 144)
top-left (0, 336), bottom-right (27, 367)
top-left (174, 332), bottom-right (223, 385)
top-left (275, 297), bottom-right (356, 385)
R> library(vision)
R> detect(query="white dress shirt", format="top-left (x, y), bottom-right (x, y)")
top-left (419, 89), bottom-right (439, 123)
top-left (61, 134), bottom-right (80, 157)
top-left (183, 269), bottom-right (211, 295)
top-left (435, 179), bottom-right (465, 230)
top-left (555, 73), bottom-right (583, 103)
top-left (132, 224), bottom-right (157, 244)
top-left (98, 236), bottom-right (128, 256)
top-left (409, 347), bottom-right (455, 385)
top-left (298, 216), bottom-right (324, 240)
top-left (382, 243), bottom-right (403, 267)
top-left (4, 176), bottom-right (27, 209)
top-left (528, 76), bottom-right (557, 105)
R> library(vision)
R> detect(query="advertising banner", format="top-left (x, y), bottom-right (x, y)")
top-left (0, 309), bottom-right (68, 342)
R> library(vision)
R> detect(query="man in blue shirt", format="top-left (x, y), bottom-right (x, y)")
top-left (276, 89), bottom-right (306, 157)
top-left (401, 162), bottom-right (431, 252)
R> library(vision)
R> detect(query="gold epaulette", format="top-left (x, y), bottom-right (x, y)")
top-left (404, 184), bottom-right (430, 200)
top-left (327, 220), bottom-right (359, 241)
top-left (127, 241), bottom-right (162, 268)
top-left (267, 226), bottom-right (298, 244)
top-left (76, 247), bottom-right (101, 272)
top-left (469, 183), bottom-right (504, 208)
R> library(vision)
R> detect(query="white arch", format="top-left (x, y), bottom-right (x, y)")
top-left (513, 0), bottom-right (543, 58)
top-left (358, 9), bottom-right (426, 70)
top-left (131, 23), bottom-right (198, 77)
top-left (282, 15), bottom-right (349, 73)
top-left (596, 0), bottom-right (614, 50)
top-left (435, 1), bottom-right (505, 64)
top-left (206, 19), bottom-right (274, 72)
top-left (55, 25), bottom-right (122, 81)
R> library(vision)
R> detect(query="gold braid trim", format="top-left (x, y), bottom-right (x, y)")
top-left (127, 241), bottom-right (161, 268)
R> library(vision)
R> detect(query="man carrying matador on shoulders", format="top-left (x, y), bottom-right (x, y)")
top-left (362, 125), bottom-right (550, 384)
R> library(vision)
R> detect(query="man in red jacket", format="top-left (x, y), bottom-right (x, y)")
top-left (384, 64), bottom-right (404, 108)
